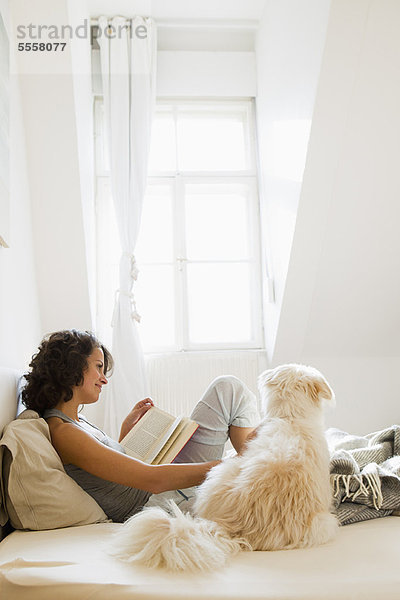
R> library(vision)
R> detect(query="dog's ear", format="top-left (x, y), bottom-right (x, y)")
top-left (258, 366), bottom-right (291, 391)
top-left (257, 368), bottom-right (287, 401)
top-left (308, 375), bottom-right (335, 405)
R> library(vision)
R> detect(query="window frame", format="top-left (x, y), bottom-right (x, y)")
top-left (94, 97), bottom-right (265, 353)
top-left (147, 97), bottom-right (258, 178)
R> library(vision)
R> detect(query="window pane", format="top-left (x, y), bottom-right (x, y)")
top-left (148, 111), bottom-right (176, 172)
top-left (187, 263), bottom-right (252, 344)
top-left (136, 185), bottom-right (174, 264)
top-left (185, 183), bottom-right (251, 261)
top-left (135, 265), bottom-right (176, 350)
top-left (177, 110), bottom-right (248, 171)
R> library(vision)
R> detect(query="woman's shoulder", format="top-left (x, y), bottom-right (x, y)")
top-left (44, 410), bottom-right (97, 441)
top-left (47, 414), bottom-right (109, 467)
top-left (45, 414), bottom-right (83, 440)
top-left (44, 410), bottom-right (78, 431)
top-left (45, 414), bottom-right (64, 426)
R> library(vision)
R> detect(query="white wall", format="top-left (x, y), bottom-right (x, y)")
top-left (303, 357), bottom-right (400, 435)
top-left (157, 51), bottom-right (256, 97)
top-left (299, 0), bottom-right (400, 360)
top-left (260, 0), bottom-right (400, 434)
top-left (255, 0), bottom-right (331, 362)
top-left (0, 1), bottom-right (41, 369)
top-left (10, 0), bottom-right (94, 336)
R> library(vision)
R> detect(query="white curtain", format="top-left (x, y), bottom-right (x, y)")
top-left (98, 16), bottom-right (157, 438)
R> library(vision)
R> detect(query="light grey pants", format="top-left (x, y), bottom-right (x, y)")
top-left (145, 375), bottom-right (260, 511)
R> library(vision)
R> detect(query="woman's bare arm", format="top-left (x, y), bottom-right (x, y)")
top-left (48, 420), bottom-right (218, 494)
top-left (234, 425), bottom-right (260, 455)
top-left (228, 425), bottom-right (258, 453)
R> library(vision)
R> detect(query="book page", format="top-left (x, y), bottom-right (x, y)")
top-left (153, 419), bottom-right (199, 465)
top-left (152, 419), bottom-right (187, 464)
top-left (121, 407), bottom-right (180, 463)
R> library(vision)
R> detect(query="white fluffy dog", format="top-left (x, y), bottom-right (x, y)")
top-left (112, 364), bottom-right (338, 571)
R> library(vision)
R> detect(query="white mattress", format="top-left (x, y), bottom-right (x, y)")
top-left (1, 516), bottom-right (399, 600)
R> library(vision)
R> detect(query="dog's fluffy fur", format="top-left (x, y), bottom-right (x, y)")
top-left (111, 364), bottom-right (338, 571)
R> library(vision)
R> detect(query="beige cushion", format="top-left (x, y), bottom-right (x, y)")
top-left (0, 367), bottom-right (19, 533)
top-left (0, 410), bottom-right (109, 530)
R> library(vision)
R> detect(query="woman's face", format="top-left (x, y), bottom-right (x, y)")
top-left (77, 347), bottom-right (108, 404)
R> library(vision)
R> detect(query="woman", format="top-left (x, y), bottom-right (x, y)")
top-left (22, 330), bottom-right (260, 522)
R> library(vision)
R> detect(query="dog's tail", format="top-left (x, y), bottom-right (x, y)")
top-left (110, 501), bottom-right (250, 572)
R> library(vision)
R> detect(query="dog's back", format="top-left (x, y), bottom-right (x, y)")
top-left (194, 418), bottom-right (335, 550)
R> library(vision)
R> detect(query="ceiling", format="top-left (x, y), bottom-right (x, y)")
top-left (87, 0), bottom-right (265, 51)
top-left (86, 0), bottom-right (266, 22)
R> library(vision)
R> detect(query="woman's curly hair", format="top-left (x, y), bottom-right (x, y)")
top-left (22, 330), bottom-right (113, 416)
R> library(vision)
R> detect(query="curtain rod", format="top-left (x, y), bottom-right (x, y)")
top-left (90, 17), bottom-right (259, 30)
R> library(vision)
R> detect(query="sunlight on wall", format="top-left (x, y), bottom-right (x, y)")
top-left (270, 119), bottom-right (311, 182)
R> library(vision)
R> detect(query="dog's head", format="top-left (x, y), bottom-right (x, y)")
top-left (257, 363), bottom-right (335, 419)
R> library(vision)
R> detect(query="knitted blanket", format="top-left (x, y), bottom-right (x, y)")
top-left (327, 426), bottom-right (400, 525)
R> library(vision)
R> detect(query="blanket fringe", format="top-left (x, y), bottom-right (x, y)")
top-left (332, 472), bottom-right (383, 510)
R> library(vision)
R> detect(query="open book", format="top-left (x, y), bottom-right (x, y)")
top-left (120, 406), bottom-right (199, 465)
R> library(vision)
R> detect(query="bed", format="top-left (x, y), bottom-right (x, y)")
top-left (1, 366), bottom-right (400, 600)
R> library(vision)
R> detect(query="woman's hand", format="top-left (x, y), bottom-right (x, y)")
top-left (119, 398), bottom-right (154, 442)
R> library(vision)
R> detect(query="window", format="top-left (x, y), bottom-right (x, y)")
top-left (95, 98), bottom-right (264, 353)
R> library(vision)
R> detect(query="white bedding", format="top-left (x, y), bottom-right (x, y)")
top-left (1, 516), bottom-right (400, 600)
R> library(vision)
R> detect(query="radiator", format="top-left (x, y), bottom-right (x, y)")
top-left (144, 350), bottom-right (268, 417)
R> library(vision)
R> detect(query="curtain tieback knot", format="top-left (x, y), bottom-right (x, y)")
top-left (122, 252), bottom-right (140, 281)
top-left (111, 288), bottom-right (141, 326)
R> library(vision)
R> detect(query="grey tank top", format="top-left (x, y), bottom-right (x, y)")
top-left (43, 409), bottom-right (151, 522)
